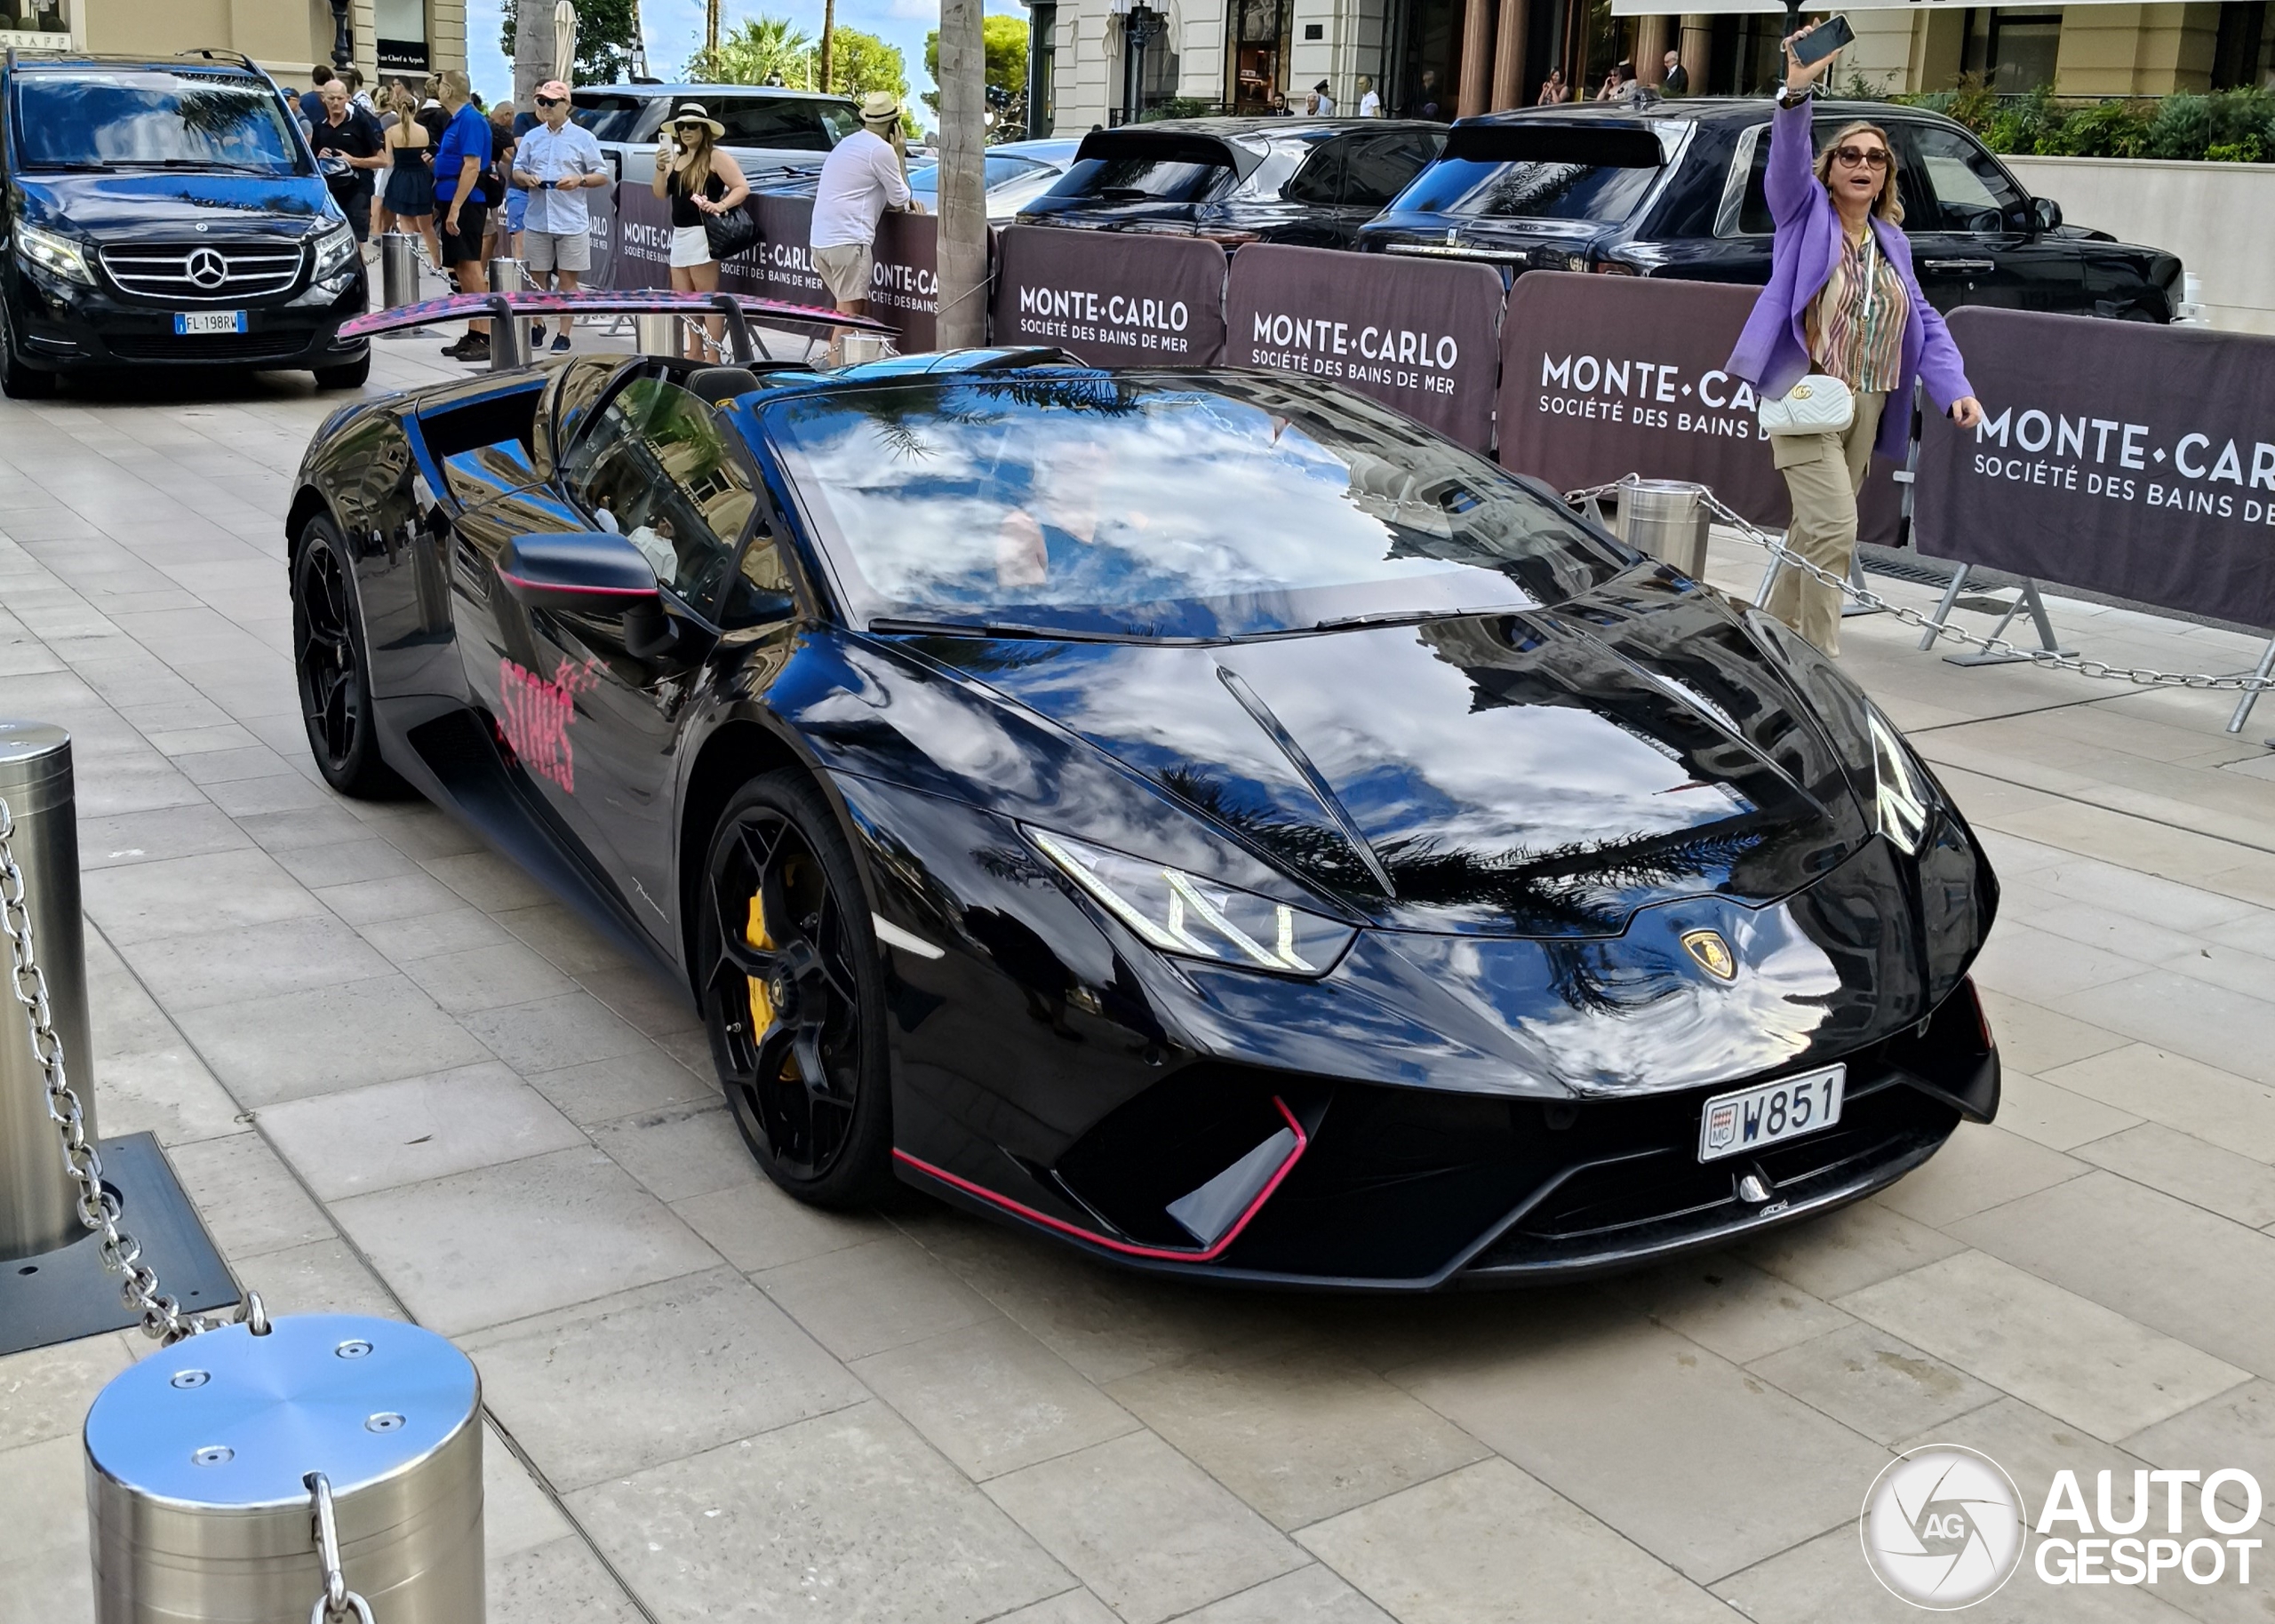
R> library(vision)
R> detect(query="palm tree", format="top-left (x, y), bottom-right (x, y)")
top-left (688, 14), bottom-right (814, 84)
top-left (819, 0), bottom-right (835, 92)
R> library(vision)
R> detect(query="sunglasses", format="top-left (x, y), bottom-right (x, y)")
top-left (1832, 144), bottom-right (1891, 170)
top-left (535, 95), bottom-right (564, 107)
top-left (675, 121), bottom-right (706, 131)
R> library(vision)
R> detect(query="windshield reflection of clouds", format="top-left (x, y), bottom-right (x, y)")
top-left (767, 376), bottom-right (1622, 637)
top-left (19, 75), bottom-right (299, 172)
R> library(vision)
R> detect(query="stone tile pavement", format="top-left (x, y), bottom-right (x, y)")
top-left (7, 345), bottom-right (2275, 1622)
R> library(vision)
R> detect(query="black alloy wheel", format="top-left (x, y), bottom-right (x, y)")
top-left (291, 516), bottom-right (403, 798)
top-left (700, 771), bottom-right (892, 1206)
top-left (0, 298), bottom-right (56, 400)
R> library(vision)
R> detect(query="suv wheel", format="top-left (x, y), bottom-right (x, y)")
top-left (0, 299), bottom-right (56, 400)
top-left (313, 352), bottom-right (371, 390)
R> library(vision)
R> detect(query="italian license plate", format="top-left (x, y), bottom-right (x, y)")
top-left (1698, 1064), bottom-right (1844, 1162)
top-left (173, 310), bottom-right (246, 336)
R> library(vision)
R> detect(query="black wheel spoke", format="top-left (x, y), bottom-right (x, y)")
top-left (701, 799), bottom-right (869, 1187)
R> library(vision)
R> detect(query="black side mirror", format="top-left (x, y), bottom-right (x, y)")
top-left (498, 530), bottom-right (659, 610)
top-left (2032, 196), bottom-right (2062, 233)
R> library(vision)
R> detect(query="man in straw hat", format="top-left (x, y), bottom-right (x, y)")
top-left (810, 91), bottom-right (924, 347)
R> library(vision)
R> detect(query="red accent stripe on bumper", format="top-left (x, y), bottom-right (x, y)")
top-left (892, 1096), bottom-right (1308, 1263)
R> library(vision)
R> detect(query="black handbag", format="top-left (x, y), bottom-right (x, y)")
top-left (704, 203), bottom-right (759, 261)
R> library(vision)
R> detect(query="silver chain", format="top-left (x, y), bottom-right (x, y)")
top-left (0, 794), bottom-right (263, 1344)
top-left (306, 1473), bottom-right (377, 1624)
top-left (1568, 479), bottom-right (2275, 695)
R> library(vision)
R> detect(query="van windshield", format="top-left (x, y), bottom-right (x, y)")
top-left (12, 70), bottom-right (304, 174)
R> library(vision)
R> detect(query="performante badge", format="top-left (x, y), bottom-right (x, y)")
top-left (1681, 928), bottom-right (1736, 981)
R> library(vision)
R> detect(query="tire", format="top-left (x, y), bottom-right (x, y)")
top-left (313, 351), bottom-right (371, 390)
top-left (291, 514), bottom-right (406, 798)
top-left (0, 299), bottom-right (56, 400)
top-left (698, 770), bottom-right (894, 1207)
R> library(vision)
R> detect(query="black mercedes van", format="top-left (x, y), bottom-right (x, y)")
top-left (0, 50), bottom-right (370, 398)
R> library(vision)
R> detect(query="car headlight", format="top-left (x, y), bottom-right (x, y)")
top-left (1867, 705), bottom-right (1933, 856)
top-left (310, 222), bottom-right (358, 281)
top-left (16, 222), bottom-right (92, 285)
top-left (1028, 828), bottom-right (1354, 977)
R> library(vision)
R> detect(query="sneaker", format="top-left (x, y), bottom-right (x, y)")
top-left (531, 323), bottom-right (547, 351)
top-left (550, 334), bottom-right (571, 353)
top-left (451, 337), bottom-right (491, 364)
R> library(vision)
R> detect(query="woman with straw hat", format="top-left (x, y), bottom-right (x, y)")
top-left (650, 100), bottom-right (751, 359)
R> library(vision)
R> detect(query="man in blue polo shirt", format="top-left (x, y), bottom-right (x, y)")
top-left (432, 69), bottom-right (494, 362)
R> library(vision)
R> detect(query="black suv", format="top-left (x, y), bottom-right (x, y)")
top-left (0, 50), bottom-right (370, 398)
top-left (1358, 100), bottom-right (2181, 321)
top-left (1015, 118), bottom-right (1446, 250)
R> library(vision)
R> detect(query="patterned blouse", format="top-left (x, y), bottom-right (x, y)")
top-left (1807, 226), bottom-right (1908, 394)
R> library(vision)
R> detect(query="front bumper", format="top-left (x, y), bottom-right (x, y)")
top-left (6, 264), bottom-right (369, 372)
top-left (894, 977), bottom-right (1995, 1290)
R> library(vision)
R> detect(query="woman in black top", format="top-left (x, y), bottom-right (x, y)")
top-left (651, 103), bottom-right (749, 359)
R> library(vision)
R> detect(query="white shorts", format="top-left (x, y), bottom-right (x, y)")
top-left (523, 228), bottom-right (591, 274)
top-left (668, 224), bottom-right (713, 268)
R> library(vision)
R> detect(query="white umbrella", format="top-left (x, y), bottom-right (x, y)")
top-left (554, 0), bottom-right (579, 84)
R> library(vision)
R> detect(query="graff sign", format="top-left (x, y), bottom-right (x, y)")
top-left (1916, 308), bottom-right (2275, 631)
top-left (1224, 243), bottom-right (1503, 449)
top-left (496, 657), bottom-right (597, 792)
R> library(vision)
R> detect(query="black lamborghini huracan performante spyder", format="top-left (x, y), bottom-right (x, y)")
top-left (287, 341), bottom-right (2000, 1288)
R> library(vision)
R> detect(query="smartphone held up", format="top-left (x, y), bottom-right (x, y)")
top-left (1792, 13), bottom-right (1856, 67)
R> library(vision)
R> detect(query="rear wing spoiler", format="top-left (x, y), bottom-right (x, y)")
top-left (338, 289), bottom-right (894, 370)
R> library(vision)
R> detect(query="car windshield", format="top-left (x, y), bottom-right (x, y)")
top-left (763, 373), bottom-right (1632, 639)
top-left (1392, 156), bottom-right (1660, 221)
top-left (12, 70), bottom-right (304, 173)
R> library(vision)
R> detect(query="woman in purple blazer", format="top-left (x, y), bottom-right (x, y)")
top-left (1728, 24), bottom-right (1984, 655)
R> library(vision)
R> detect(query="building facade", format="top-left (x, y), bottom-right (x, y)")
top-left (1034, 0), bottom-right (2274, 132)
top-left (2, 0), bottom-right (468, 90)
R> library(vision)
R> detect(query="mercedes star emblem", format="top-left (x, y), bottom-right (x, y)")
top-left (186, 248), bottom-right (228, 291)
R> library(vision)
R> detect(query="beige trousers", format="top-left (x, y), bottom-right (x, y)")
top-left (1767, 390), bottom-right (1886, 657)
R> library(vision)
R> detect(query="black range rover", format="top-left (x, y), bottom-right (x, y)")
top-left (0, 50), bottom-right (370, 398)
top-left (1357, 99), bottom-right (2181, 321)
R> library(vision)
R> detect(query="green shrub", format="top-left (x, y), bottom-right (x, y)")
top-left (1892, 84), bottom-right (2275, 163)
top-left (2036, 98), bottom-right (2149, 157)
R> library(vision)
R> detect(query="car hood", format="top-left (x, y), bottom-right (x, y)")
top-left (12, 171), bottom-right (334, 240)
top-left (891, 573), bottom-right (1873, 936)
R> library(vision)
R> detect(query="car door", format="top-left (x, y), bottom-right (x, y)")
top-left (1892, 120), bottom-right (2079, 314)
top-left (542, 372), bottom-right (770, 935)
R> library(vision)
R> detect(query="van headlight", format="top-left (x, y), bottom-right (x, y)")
top-left (16, 222), bottom-right (92, 285)
top-left (310, 222), bottom-right (358, 281)
top-left (1028, 828), bottom-right (1354, 977)
top-left (1867, 705), bottom-right (1934, 856)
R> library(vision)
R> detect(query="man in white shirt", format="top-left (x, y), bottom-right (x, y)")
top-left (810, 92), bottom-right (922, 324)
top-left (511, 81), bottom-right (610, 353)
top-left (1356, 76), bottom-right (1381, 116)
top-left (1308, 80), bottom-right (1336, 115)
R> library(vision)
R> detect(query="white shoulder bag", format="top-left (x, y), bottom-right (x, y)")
top-left (1759, 229), bottom-right (1876, 436)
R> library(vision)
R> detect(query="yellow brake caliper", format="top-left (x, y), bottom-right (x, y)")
top-left (745, 893), bottom-right (774, 1033)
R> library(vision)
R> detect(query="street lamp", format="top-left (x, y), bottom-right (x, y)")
top-left (327, 0), bottom-right (353, 70)
top-left (1122, 3), bottom-right (1162, 124)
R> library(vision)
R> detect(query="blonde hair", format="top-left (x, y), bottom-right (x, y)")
top-left (434, 68), bottom-right (470, 105)
top-left (1814, 121), bottom-right (1903, 225)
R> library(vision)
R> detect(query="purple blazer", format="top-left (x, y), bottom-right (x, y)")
top-left (1726, 97), bottom-right (1975, 461)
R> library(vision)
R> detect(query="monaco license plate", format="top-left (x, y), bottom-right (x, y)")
top-left (173, 310), bottom-right (246, 336)
top-left (1698, 1064), bottom-right (1844, 1162)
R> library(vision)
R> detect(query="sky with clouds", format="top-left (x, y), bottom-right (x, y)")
top-left (462, 0), bottom-right (1029, 109)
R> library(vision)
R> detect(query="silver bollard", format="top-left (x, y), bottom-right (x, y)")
top-left (633, 311), bottom-right (680, 357)
top-left (486, 257), bottom-right (525, 296)
top-left (839, 330), bottom-right (898, 367)
top-left (86, 1314), bottom-right (484, 1623)
top-left (0, 721), bottom-right (93, 1262)
top-left (379, 232), bottom-right (420, 309)
top-left (1612, 477), bottom-right (1712, 579)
